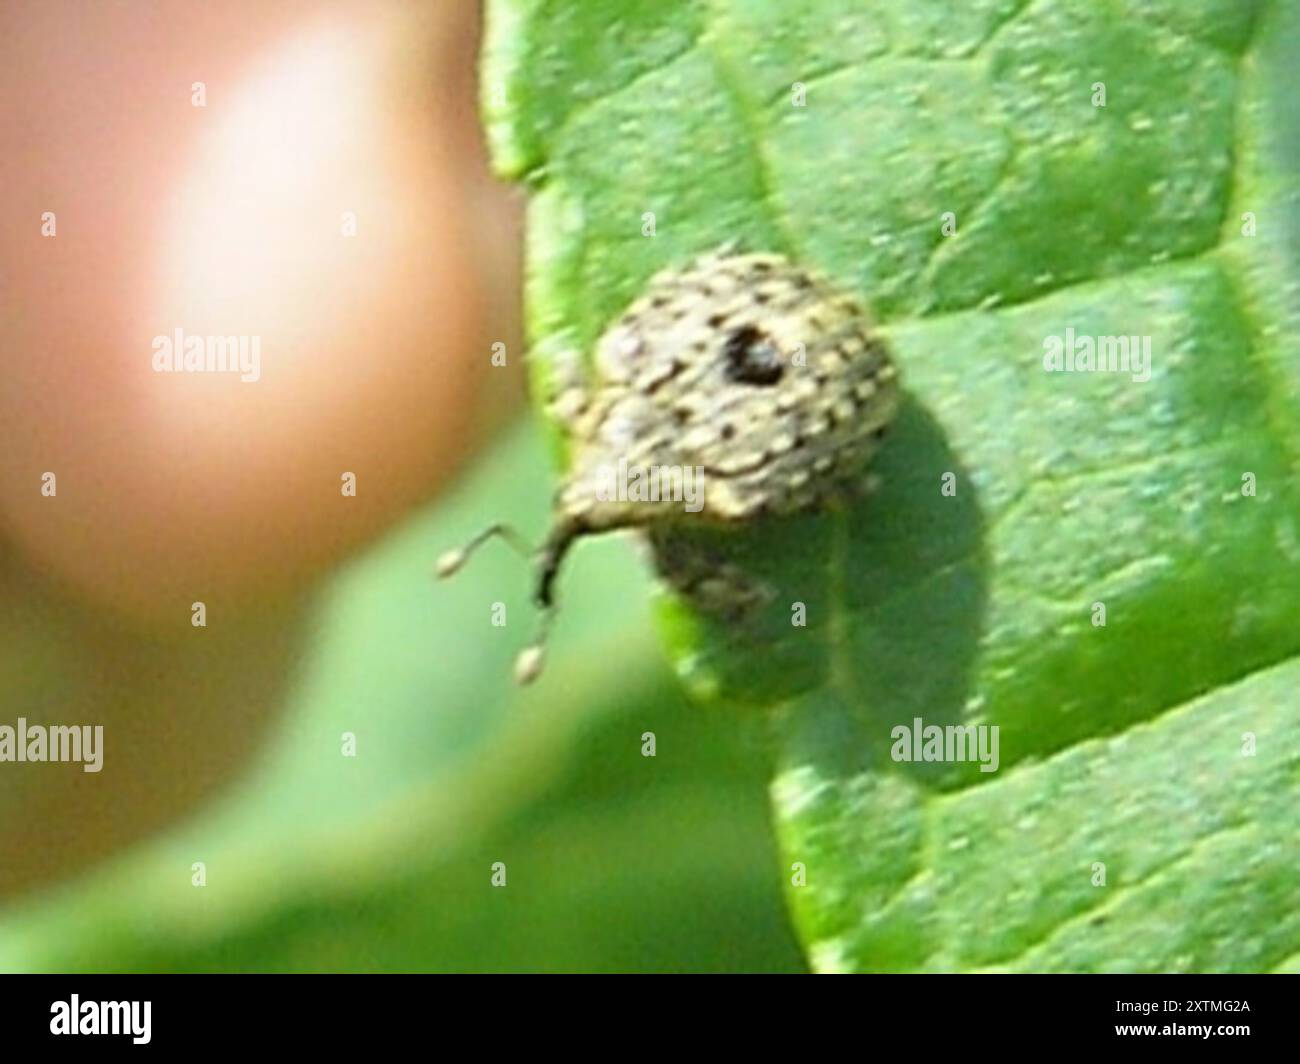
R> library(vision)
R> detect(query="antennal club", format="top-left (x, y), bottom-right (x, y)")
top-left (513, 610), bottom-right (554, 685)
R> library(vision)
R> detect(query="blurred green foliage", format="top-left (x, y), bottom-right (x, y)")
top-left (0, 425), bottom-right (803, 972)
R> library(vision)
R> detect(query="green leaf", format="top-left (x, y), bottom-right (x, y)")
top-left (486, 0), bottom-right (1300, 971)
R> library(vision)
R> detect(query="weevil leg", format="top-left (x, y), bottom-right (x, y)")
top-left (646, 527), bottom-right (774, 623)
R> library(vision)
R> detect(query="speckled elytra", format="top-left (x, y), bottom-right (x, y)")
top-left (438, 247), bottom-right (899, 683)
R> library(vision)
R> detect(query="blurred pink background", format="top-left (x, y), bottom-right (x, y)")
top-left (0, 0), bottom-right (522, 896)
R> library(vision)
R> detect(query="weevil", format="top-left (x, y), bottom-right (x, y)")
top-left (437, 248), bottom-right (899, 683)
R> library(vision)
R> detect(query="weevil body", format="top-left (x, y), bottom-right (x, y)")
top-left (438, 248), bottom-right (899, 683)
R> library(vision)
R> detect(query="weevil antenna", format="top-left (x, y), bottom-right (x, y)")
top-left (513, 608), bottom-right (555, 685)
top-left (511, 517), bottom-right (588, 685)
top-left (533, 517), bottom-right (586, 609)
top-left (434, 523), bottom-right (533, 579)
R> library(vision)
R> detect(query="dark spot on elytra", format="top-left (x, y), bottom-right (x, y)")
top-left (723, 324), bottom-right (785, 387)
